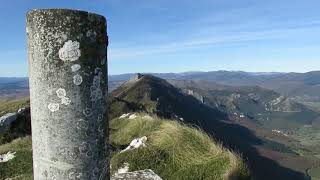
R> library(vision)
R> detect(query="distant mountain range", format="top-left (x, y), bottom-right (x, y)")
top-left (2, 70), bottom-right (320, 97)
top-left (109, 71), bottom-right (320, 99)
top-left (2, 70), bottom-right (320, 109)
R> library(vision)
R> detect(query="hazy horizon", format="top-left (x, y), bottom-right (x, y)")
top-left (1, 69), bottom-right (320, 78)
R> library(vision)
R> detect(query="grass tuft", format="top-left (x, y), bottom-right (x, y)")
top-left (110, 115), bottom-right (250, 180)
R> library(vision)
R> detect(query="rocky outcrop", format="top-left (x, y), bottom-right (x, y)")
top-left (112, 169), bottom-right (162, 180)
top-left (128, 73), bottom-right (144, 83)
top-left (186, 89), bottom-right (204, 103)
top-left (0, 107), bottom-right (28, 134)
top-left (0, 113), bottom-right (18, 133)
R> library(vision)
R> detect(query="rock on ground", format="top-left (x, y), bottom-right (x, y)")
top-left (120, 113), bottom-right (130, 119)
top-left (112, 169), bottom-right (162, 180)
top-left (121, 136), bottom-right (147, 153)
top-left (142, 115), bottom-right (154, 120)
top-left (115, 162), bottom-right (130, 175)
top-left (128, 114), bottom-right (138, 119)
top-left (0, 151), bottom-right (16, 163)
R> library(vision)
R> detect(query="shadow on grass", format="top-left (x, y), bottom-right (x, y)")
top-left (166, 92), bottom-right (310, 180)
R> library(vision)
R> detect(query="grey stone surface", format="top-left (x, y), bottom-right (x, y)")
top-left (0, 113), bottom-right (18, 134)
top-left (112, 169), bottom-right (162, 180)
top-left (26, 9), bottom-right (108, 180)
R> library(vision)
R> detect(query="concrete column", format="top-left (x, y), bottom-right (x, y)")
top-left (26, 9), bottom-right (108, 180)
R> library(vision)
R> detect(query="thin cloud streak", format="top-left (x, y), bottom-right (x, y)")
top-left (109, 25), bottom-right (320, 60)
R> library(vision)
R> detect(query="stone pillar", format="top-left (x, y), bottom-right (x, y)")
top-left (26, 9), bottom-right (108, 180)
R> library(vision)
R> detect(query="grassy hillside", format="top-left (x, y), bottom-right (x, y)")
top-left (0, 115), bottom-right (250, 180)
top-left (109, 75), bottom-right (313, 180)
top-left (0, 98), bottom-right (29, 117)
top-left (110, 114), bottom-right (250, 180)
top-left (109, 74), bottom-right (226, 122)
top-left (0, 137), bottom-right (33, 180)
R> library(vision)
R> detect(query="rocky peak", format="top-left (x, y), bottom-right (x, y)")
top-left (131, 73), bottom-right (144, 82)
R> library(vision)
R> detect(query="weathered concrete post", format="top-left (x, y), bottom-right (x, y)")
top-left (26, 9), bottom-right (109, 179)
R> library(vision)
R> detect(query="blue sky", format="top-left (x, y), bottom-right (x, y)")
top-left (0, 0), bottom-right (320, 77)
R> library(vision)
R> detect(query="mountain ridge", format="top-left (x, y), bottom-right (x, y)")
top-left (108, 74), bottom-right (311, 180)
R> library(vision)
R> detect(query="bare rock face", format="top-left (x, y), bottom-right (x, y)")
top-left (0, 113), bottom-right (18, 134)
top-left (129, 73), bottom-right (144, 83)
top-left (0, 113), bottom-right (18, 133)
top-left (133, 73), bottom-right (144, 81)
top-left (0, 107), bottom-right (31, 144)
top-left (186, 89), bottom-right (204, 103)
top-left (111, 169), bottom-right (162, 180)
top-left (27, 9), bottom-right (108, 180)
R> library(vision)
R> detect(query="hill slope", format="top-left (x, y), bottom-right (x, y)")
top-left (109, 74), bottom-right (226, 122)
top-left (169, 79), bottom-right (320, 129)
top-left (110, 114), bottom-right (250, 180)
top-left (0, 115), bottom-right (250, 180)
top-left (108, 74), bottom-right (311, 180)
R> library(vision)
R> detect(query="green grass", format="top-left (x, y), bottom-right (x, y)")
top-left (0, 114), bottom-right (250, 180)
top-left (309, 166), bottom-right (320, 180)
top-left (0, 98), bottom-right (29, 116)
top-left (111, 115), bottom-right (250, 180)
top-left (0, 137), bottom-right (33, 180)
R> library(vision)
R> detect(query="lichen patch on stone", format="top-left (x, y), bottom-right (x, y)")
top-left (86, 30), bottom-right (97, 39)
top-left (73, 74), bottom-right (83, 86)
top-left (71, 64), bottom-right (81, 72)
top-left (77, 119), bottom-right (89, 130)
top-left (83, 108), bottom-right (92, 117)
top-left (56, 88), bottom-right (67, 98)
top-left (79, 142), bottom-right (92, 156)
top-left (56, 88), bottom-right (71, 105)
top-left (48, 103), bottom-right (60, 112)
top-left (59, 40), bottom-right (81, 62)
top-left (61, 97), bottom-right (71, 105)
